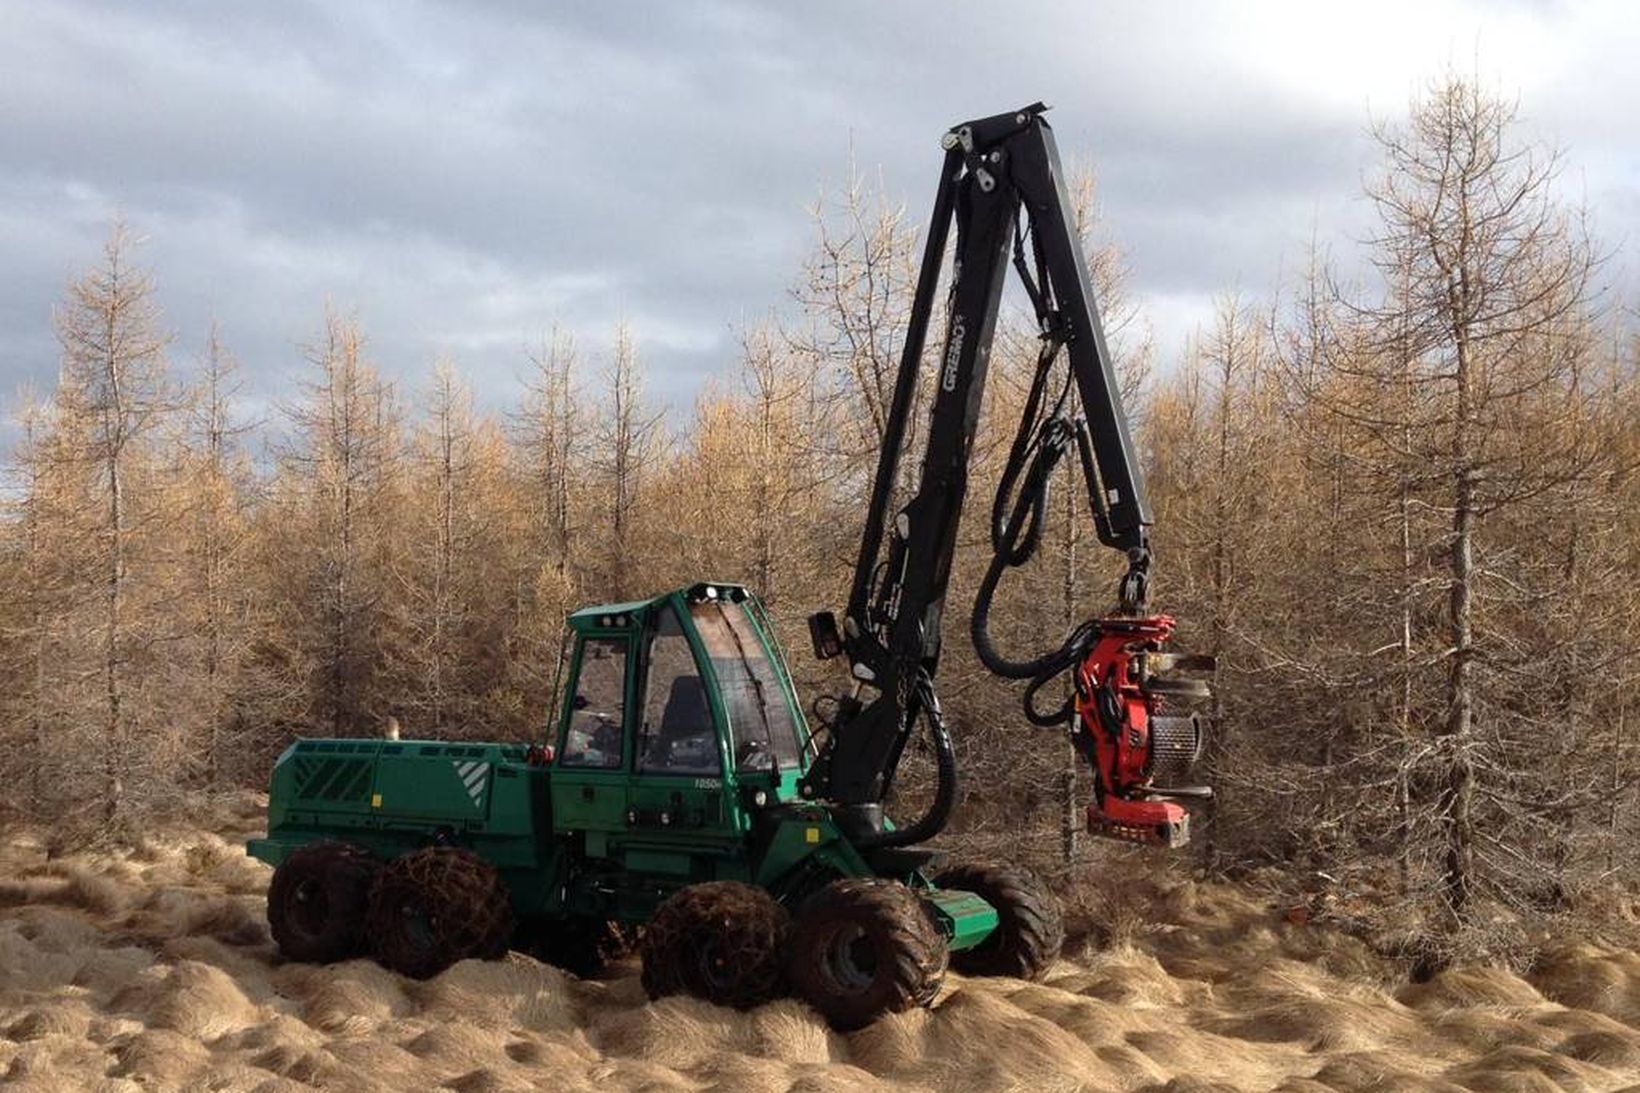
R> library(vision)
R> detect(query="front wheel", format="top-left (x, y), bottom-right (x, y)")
top-left (787, 878), bottom-right (948, 1029)
top-left (366, 847), bottom-right (514, 979)
top-left (267, 841), bottom-right (379, 963)
top-left (934, 862), bottom-right (1063, 980)
top-left (640, 881), bottom-right (789, 1008)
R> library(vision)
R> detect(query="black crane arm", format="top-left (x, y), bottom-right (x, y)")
top-left (800, 105), bottom-right (1167, 845)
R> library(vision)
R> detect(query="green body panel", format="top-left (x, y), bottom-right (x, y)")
top-left (925, 888), bottom-right (999, 951)
top-left (248, 582), bottom-right (1002, 951)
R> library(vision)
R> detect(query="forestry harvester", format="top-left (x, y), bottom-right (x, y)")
top-left (248, 104), bottom-right (1213, 1028)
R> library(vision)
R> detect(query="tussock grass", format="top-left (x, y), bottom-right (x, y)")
top-left (4, 801), bottom-right (1640, 1091)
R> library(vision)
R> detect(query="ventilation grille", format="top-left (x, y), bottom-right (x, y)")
top-left (293, 756), bottom-right (373, 802)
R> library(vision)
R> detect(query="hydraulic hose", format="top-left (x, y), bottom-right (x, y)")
top-left (968, 342), bottom-right (1099, 726)
top-left (853, 675), bottom-right (958, 848)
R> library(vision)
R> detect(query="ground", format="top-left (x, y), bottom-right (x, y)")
top-left (3, 797), bottom-right (1640, 1091)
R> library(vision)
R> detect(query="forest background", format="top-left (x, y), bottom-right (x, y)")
top-left (3, 75), bottom-right (1636, 967)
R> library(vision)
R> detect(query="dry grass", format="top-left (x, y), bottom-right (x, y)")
top-left (2, 795), bottom-right (1640, 1091)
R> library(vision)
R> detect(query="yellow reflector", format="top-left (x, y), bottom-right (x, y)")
top-left (805, 827), bottom-right (820, 844)
top-left (372, 793), bottom-right (383, 808)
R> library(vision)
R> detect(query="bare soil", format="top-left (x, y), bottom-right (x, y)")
top-left (3, 795), bottom-right (1639, 1091)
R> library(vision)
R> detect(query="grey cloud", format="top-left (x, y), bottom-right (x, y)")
top-left (0, 0), bottom-right (1633, 436)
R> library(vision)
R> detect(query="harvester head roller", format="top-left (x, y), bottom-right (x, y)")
top-left (1146, 713), bottom-right (1204, 785)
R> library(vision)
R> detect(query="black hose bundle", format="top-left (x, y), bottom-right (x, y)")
top-left (969, 339), bottom-right (1100, 727)
top-left (853, 674), bottom-right (958, 848)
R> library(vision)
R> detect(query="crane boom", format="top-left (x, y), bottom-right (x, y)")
top-left (801, 104), bottom-right (1211, 851)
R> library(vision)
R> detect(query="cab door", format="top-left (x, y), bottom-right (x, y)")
top-left (625, 602), bottom-right (737, 849)
top-left (549, 633), bottom-right (634, 854)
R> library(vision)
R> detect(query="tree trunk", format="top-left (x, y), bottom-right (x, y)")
top-left (103, 427), bottom-right (125, 824)
top-left (1439, 318), bottom-right (1477, 922)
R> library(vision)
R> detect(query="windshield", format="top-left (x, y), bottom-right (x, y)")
top-left (689, 599), bottom-right (803, 772)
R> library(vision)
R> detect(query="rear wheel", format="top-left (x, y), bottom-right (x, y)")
top-left (640, 881), bottom-right (789, 1008)
top-left (787, 878), bottom-right (947, 1029)
top-left (267, 841), bottom-right (378, 963)
top-left (934, 862), bottom-right (1062, 980)
top-left (366, 847), bottom-right (514, 979)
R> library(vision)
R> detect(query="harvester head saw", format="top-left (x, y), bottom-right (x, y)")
top-left (1075, 615), bottom-right (1214, 848)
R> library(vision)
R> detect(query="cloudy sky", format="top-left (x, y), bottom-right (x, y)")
top-left (1, 1), bottom-right (1635, 428)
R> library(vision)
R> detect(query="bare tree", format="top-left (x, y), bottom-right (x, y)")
top-left (1279, 75), bottom-right (1604, 937)
top-left (0, 394), bottom-right (69, 811)
top-left (789, 159), bottom-right (919, 453)
top-left (278, 308), bottom-right (400, 735)
top-left (517, 327), bottom-right (582, 598)
top-left (179, 324), bottom-right (256, 784)
top-left (590, 323), bottom-right (664, 600)
top-left (53, 223), bottom-right (174, 825)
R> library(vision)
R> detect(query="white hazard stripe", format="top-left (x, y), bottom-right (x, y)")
top-left (453, 760), bottom-right (490, 806)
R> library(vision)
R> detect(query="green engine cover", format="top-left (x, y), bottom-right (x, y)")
top-left (248, 737), bottom-right (554, 912)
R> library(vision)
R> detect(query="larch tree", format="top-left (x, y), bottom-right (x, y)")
top-left (0, 394), bottom-right (70, 811)
top-left (787, 161), bottom-right (921, 475)
top-left (590, 323), bottom-right (663, 601)
top-left (277, 309), bottom-right (402, 736)
top-left (178, 324), bottom-right (256, 784)
top-left (518, 328), bottom-right (582, 601)
top-left (52, 223), bottom-right (174, 826)
top-left (397, 360), bottom-right (515, 737)
top-left (509, 328), bottom-right (586, 726)
top-left (407, 360), bottom-right (477, 732)
top-left (1341, 75), bottom-right (1599, 935)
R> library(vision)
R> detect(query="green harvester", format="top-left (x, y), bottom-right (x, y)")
top-left (249, 104), bottom-right (1214, 1028)
top-left (249, 584), bottom-right (1049, 1027)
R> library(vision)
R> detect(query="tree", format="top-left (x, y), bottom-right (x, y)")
top-left (1305, 75), bottom-right (1604, 936)
top-left (0, 394), bottom-right (72, 812)
top-left (395, 360), bottom-right (515, 737)
top-left (176, 324), bottom-right (258, 784)
top-left (589, 323), bottom-right (663, 600)
top-left (52, 223), bottom-right (174, 826)
top-left (274, 308), bottom-right (401, 736)
top-left (517, 327), bottom-right (583, 601)
top-left (788, 159), bottom-right (920, 456)
top-left (506, 328), bottom-right (587, 728)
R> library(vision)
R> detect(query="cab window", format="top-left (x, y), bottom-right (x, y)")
top-left (637, 605), bottom-right (721, 775)
top-left (690, 599), bottom-right (803, 772)
top-left (559, 637), bottom-right (627, 769)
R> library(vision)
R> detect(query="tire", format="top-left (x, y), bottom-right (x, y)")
top-left (267, 841), bottom-right (379, 964)
top-left (934, 862), bottom-right (1063, 980)
top-left (640, 881), bottom-right (789, 1009)
top-left (787, 878), bottom-right (948, 1029)
top-left (366, 847), bottom-right (515, 979)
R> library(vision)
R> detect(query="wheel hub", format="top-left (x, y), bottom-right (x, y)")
top-left (290, 878), bottom-right (330, 936)
top-left (823, 924), bottom-right (878, 992)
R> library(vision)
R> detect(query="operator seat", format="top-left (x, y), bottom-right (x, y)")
top-left (645, 675), bottom-right (713, 770)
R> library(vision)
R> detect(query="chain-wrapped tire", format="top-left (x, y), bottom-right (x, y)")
top-left (934, 861), bottom-right (1062, 980)
top-left (267, 841), bottom-right (379, 964)
top-left (640, 881), bottom-right (789, 1008)
top-left (366, 847), bottom-right (515, 979)
top-left (787, 878), bottom-right (948, 1029)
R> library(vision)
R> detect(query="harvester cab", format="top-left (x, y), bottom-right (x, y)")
top-left (548, 582), bottom-right (811, 858)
